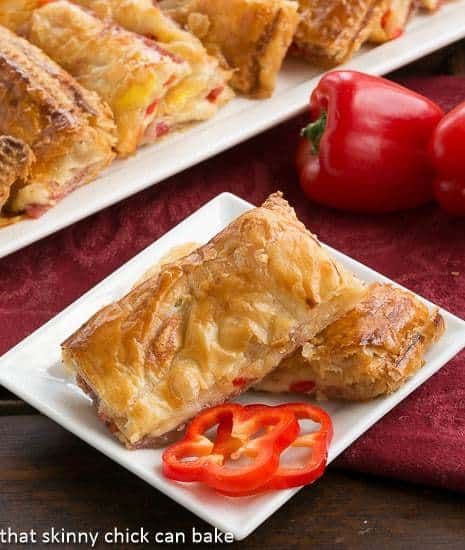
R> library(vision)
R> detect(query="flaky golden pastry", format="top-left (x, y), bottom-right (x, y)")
top-left (255, 283), bottom-right (445, 400)
top-left (369, 0), bottom-right (415, 43)
top-left (62, 193), bottom-right (366, 448)
top-left (0, 136), bottom-right (34, 214)
top-left (160, 0), bottom-right (299, 98)
top-left (29, 1), bottom-right (190, 156)
top-left (66, 0), bottom-right (233, 135)
top-left (0, 25), bottom-right (116, 216)
top-left (293, 0), bottom-right (387, 66)
top-left (0, 0), bottom-right (38, 33)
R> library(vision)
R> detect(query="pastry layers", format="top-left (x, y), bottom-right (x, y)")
top-left (29, 1), bottom-right (190, 156)
top-left (62, 193), bottom-right (366, 448)
top-left (0, 25), bottom-right (116, 216)
top-left (160, 0), bottom-right (300, 97)
top-left (0, 136), bottom-right (34, 213)
top-left (293, 0), bottom-right (387, 66)
top-left (255, 283), bottom-right (445, 400)
top-left (63, 0), bottom-right (233, 137)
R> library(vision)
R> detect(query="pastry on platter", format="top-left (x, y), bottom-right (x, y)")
top-left (0, 25), bottom-right (116, 217)
top-left (255, 283), bottom-right (445, 400)
top-left (62, 193), bottom-right (366, 448)
top-left (369, 0), bottom-right (416, 43)
top-left (28, 0), bottom-right (191, 156)
top-left (49, 0), bottom-right (234, 137)
top-left (159, 0), bottom-right (300, 97)
top-left (0, 136), bottom-right (34, 214)
top-left (292, 0), bottom-right (387, 66)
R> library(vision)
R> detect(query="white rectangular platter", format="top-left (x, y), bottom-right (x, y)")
top-left (1, 192), bottom-right (465, 540)
top-left (1, 2), bottom-right (465, 259)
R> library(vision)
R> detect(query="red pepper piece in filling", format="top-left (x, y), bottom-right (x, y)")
top-left (146, 100), bottom-right (159, 116)
top-left (289, 380), bottom-right (316, 394)
top-left (206, 86), bottom-right (224, 103)
top-left (296, 71), bottom-right (444, 213)
top-left (429, 100), bottom-right (465, 216)
top-left (162, 403), bottom-right (300, 495)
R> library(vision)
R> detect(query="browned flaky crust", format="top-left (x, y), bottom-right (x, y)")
top-left (255, 283), bottom-right (445, 400)
top-left (0, 24), bottom-right (116, 215)
top-left (292, 0), bottom-right (388, 67)
top-left (62, 192), bottom-right (366, 448)
top-left (0, 136), bottom-right (34, 213)
top-left (160, 0), bottom-right (300, 98)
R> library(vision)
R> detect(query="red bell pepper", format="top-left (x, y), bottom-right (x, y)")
top-left (162, 403), bottom-right (300, 495)
top-left (217, 403), bottom-right (333, 496)
top-left (429, 100), bottom-right (465, 216)
top-left (162, 402), bottom-right (333, 496)
top-left (296, 71), bottom-right (444, 213)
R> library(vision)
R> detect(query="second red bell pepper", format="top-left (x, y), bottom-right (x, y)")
top-left (297, 71), bottom-right (444, 213)
top-left (429, 100), bottom-right (465, 216)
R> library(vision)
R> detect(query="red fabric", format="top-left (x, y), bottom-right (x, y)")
top-left (1, 76), bottom-right (464, 492)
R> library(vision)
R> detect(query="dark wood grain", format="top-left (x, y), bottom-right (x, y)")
top-left (0, 415), bottom-right (464, 550)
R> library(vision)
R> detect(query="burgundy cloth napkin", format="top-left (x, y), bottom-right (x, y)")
top-left (1, 76), bottom-right (464, 492)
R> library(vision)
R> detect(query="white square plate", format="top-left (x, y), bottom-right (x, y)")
top-left (1, 193), bottom-right (465, 540)
top-left (1, 2), bottom-right (465, 259)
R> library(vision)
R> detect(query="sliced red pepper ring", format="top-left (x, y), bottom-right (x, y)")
top-left (260, 403), bottom-right (333, 491)
top-left (216, 403), bottom-right (333, 496)
top-left (162, 403), bottom-right (300, 495)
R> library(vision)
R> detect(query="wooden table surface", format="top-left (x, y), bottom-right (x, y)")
top-left (1, 41), bottom-right (465, 550)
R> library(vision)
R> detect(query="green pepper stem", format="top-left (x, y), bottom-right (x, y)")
top-left (301, 111), bottom-right (327, 155)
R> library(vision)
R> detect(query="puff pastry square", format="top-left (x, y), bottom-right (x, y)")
top-left (160, 0), bottom-right (300, 98)
top-left (28, 0), bottom-right (190, 156)
top-left (64, 0), bottom-right (233, 135)
top-left (0, 25), bottom-right (116, 216)
top-left (255, 283), bottom-right (445, 400)
top-left (62, 193), bottom-right (366, 448)
top-left (293, 0), bottom-right (387, 66)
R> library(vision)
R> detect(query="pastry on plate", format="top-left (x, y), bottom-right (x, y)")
top-left (56, 0), bottom-right (233, 137)
top-left (28, 0), bottom-right (191, 156)
top-left (160, 0), bottom-right (300, 98)
top-left (0, 25), bottom-right (116, 217)
top-left (369, 0), bottom-right (415, 43)
top-left (292, 0), bottom-right (387, 66)
top-left (62, 193), bottom-right (366, 448)
top-left (255, 283), bottom-right (445, 400)
top-left (0, 136), bottom-right (34, 214)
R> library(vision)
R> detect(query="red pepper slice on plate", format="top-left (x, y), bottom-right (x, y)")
top-left (296, 71), bottom-right (444, 213)
top-left (259, 403), bottom-right (333, 491)
top-left (216, 403), bottom-right (332, 495)
top-left (162, 402), bottom-right (333, 496)
top-left (429, 100), bottom-right (465, 216)
top-left (162, 403), bottom-right (300, 495)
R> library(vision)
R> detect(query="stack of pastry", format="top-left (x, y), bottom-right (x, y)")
top-left (161, 0), bottom-right (439, 90)
top-left (61, 193), bottom-right (444, 448)
top-left (0, 0), bottom-right (232, 219)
